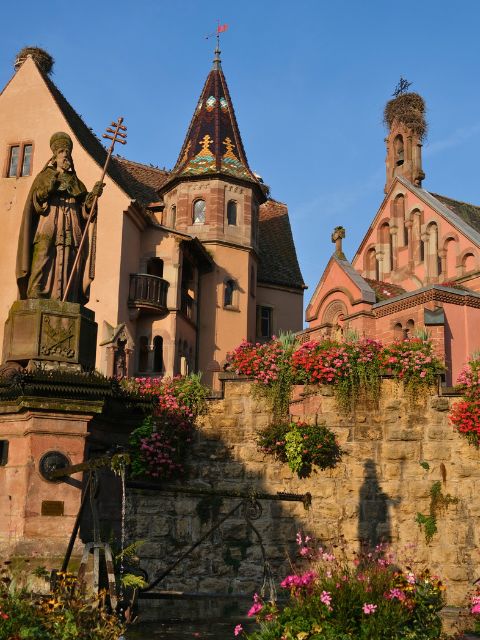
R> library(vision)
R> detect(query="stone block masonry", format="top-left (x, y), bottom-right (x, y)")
top-left (127, 376), bottom-right (479, 607)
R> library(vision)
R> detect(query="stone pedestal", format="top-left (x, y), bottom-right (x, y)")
top-left (0, 371), bottom-right (149, 560)
top-left (2, 299), bottom-right (97, 371)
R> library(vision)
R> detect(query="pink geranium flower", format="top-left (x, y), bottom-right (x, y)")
top-left (363, 603), bottom-right (377, 614)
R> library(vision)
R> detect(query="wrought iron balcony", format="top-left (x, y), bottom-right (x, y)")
top-left (128, 274), bottom-right (169, 312)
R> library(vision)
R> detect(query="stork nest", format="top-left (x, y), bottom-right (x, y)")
top-left (15, 47), bottom-right (54, 75)
top-left (384, 92), bottom-right (427, 140)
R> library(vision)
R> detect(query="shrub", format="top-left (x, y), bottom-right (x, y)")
top-left (257, 421), bottom-right (343, 478)
top-left (0, 572), bottom-right (125, 640)
top-left (239, 540), bottom-right (445, 640)
top-left (126, 374), bottom-right (208, 479)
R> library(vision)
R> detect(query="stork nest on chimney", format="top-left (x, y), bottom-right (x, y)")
top-left (15, 47), bottom-right (54, 75)
top-left (384, 92), bottom-right (427, 141)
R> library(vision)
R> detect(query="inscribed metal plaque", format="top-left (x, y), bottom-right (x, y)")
top-left (41, 500), bottom-right (64, 516)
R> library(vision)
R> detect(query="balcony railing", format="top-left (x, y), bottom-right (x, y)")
top-left (128, 274), bottom-right (169, 312)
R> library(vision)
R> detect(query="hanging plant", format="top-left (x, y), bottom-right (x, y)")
top-left (257, 421), bottom-right (343, 478)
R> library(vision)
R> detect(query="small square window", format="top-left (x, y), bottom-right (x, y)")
top-left (5, 143), bottom-right (33, 178)
top-left (256, 306), bottom-right (272, 340)
top-left (7, 146), bottom-right (20, 177)
top-left (21, 144), bottom-right (33, 176)
top-left (193, 199), bottom-right (206, 224)
top-left (0, 440), bottom-right (9, 466)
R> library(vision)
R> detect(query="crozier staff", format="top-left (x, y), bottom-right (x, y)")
top-left (16, 132), bottom-right (104, 303)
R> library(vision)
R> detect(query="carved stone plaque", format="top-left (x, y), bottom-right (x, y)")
top-left (41, 500), bottom-right (64, 516)
top-left (40, 315), bottom-right (76, 359)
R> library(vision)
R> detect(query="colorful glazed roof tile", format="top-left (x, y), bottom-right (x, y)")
top-left (170, 49), bottom-right (259, 185)
top-left (364, 278), bottom-right (406, 302)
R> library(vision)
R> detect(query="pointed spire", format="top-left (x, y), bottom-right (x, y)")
top-left (213, 34), bottom-right (221, 70)
top-left (167, 52), bottom-right (259, 187)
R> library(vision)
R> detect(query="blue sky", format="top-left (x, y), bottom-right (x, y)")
top-left (1, 0), bottom-right (479, 319)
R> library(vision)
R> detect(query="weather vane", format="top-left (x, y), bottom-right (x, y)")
top-left (206, 21), bottom-right (229, 53)
top-left (393, 77), bottom-right (412, 98)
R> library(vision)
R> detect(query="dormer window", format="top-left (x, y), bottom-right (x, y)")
top-left (227, 200), bottom-right (237, 226)
top-left (6, 142), bottom-right (33, 177)
top-left (193, 199), bottom-right (206, 224)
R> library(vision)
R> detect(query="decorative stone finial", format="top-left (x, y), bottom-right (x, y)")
top-left (331, 226), bottom-right (346, 258)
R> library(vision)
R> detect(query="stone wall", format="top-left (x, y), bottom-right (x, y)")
top-left (127, 375), bottom-right (480, 608)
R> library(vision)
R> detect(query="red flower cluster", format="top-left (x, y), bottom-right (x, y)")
top-left (225, 339), bottom-right (284, 385)
top-left (450, 357), bottom-right (480, 447)
top-left (291, 338), bottom-right (383, 385)
top-left (128, 376), bottom-right (196, 479)
top-left (291, 340), bottom-right (351, 384)
top-left (381, 338), bottom-right (437, 385)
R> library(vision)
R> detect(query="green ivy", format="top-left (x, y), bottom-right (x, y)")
top-left (416, 480), bottom-right (458, 544)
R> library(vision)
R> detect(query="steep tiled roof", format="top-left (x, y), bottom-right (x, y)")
top-left (364, 278), bottom-right (406, 302)
top-left (167, 55), bottom-right (259, 186)
top-left (258, 200), bottom-right (305, 290)
top-left (32, 60), bottom-right (171, 207)
top-left (430, 193), bottom-right (480, 236)
top-left (112, 157), bottom-right (169, 205)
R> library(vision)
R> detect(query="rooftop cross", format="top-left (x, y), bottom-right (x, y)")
top-left (331, 226), bottom-right (346, 258)
top-left (393, 77), bottom-right (412, 98)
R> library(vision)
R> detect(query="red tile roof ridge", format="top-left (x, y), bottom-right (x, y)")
top-left (115, 156), bottom-right (169, 175)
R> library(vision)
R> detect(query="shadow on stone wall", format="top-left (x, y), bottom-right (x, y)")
top-left (358, 459), bottom-right (391, 549)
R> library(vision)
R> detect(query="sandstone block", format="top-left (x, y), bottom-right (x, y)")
top-left (430, 397), bottom-right (450, 412)
top-left (382, 442), bottom-right (419, 460)
top-left (354, 423), bottom-right (383, 440)
top-left (385, 425), bottom-right (423, 441)
top-left (421, 443), bottom-right (452, 461)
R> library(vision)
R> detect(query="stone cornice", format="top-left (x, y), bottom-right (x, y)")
top-left (373, 286), bottom-right (480, 317)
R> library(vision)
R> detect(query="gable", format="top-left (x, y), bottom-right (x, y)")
top-left (354, 176), bottom-right (480, 269)
top-left (306, 255), bottom-right (375, 322)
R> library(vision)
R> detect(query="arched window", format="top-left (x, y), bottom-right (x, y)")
top-left (394, 323), bottom-right (403, 340)
top-left (224, 279), bottom-right (236, 307)
top-left (444, 237), bottom-right (457, 279)
top-left (365, 248), bottom-right (379, 280)
top-left (379, 222), bottom-right (393, 272)
top-left (171, 205), bottom-right (176, 228)
top-left (393, 195), bottom-right (407, 246)
top-left (138, 336), bottom-right (149, 372)
top-left (405, 319), bottom-right (415, 338)
top-left (227, 200), bottom-right (237, 226)
top-left (463, 252), bottom-right (476, 274)
top-left (394, 135), bottom-right (404, 166)
top-left (193, 199), bottom-right (206, 224)
top-left (153, 336), bottom-right (163, 372)
top-left (426, 222), bottom-right (439, 277)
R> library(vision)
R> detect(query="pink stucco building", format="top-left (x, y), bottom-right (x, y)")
top-left (304, 91), bottom-right (480, 385)
top-left (0, 48), bottom-right (305, 387)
